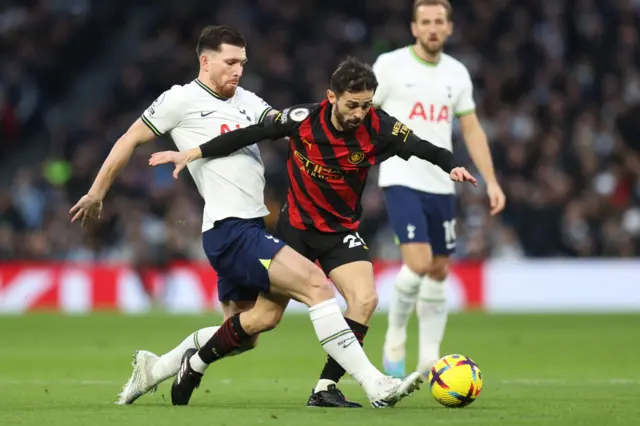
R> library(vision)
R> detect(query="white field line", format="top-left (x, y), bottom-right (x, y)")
top-left (0, 378), bottom-right (639, 386)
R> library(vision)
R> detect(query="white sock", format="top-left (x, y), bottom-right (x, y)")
top-left (309, 299), bottom-right (384, 392)
top-left (383, 265), bottom-right (423, 361)
top-left (150, 326), bottom-right (219, 383)
top-left (314, 379), bottom-right (337, 393)
top-left (416, 275), bottom-right (447, 372)
top-left (189, 352), bottom-right (208, 374)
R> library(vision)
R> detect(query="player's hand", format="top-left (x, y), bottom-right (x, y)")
top-left (486, 181), bottom-right (506, 216)
top-left (70, 193), bottom-right (103, 227)
top-left (149, 151), bottom-right (188, 179)
top-left (450, 167), bottom-right (478, 186)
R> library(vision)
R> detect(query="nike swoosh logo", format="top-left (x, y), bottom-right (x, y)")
top-left (200, 111), bottom-right (216, 117)
top-left (341, 338), bottom-right (357, 349)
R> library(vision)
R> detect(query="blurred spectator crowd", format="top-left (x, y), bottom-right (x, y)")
top-left (2, 0), bottom-right (640, 263)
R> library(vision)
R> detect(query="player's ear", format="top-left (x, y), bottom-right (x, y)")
top-left (447, 21), bottom-right (454, 37)
top-left (199, 54), bottom-right (208, 71)
top-left (410, 21), bottom-right (418, 38)
top-left (327, 89), bottom-right (337, 105)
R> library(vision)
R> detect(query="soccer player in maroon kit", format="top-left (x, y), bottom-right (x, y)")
top-left (150, 57), bottom-right (476, 407)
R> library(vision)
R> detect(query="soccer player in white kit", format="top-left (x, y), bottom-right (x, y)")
top-left (373, 0), bottom-right (506, 377)
top-left (70, 25), bottom-right (422, 408)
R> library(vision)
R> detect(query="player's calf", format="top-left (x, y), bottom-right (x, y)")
top-left (170, 296), bottom-right (287, 406)
top-left (383, 243), bottom-right (434, 376)
top-left (236, 336), bottom-right (259, 353)
top-left (235, 297), bottom-right (285, 335)
top-left (268, 247), bottom-right (410, 401)
top-left (307, 260), bottom-right (377, 407)
top-left (191, 295), bottom-right (287, 373)
top-left (417, 256), bottom-right (450, 374)
top-left (173, 244), bottom-right (327, 405)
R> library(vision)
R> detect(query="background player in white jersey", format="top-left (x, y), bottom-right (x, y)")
top-left (373, 0), bottom-right (507, 377)
top-left (70, 25), bottom-right (421, 408)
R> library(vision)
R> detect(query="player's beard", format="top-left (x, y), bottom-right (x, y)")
top-left (334, 108), bottom-right (361, 132)
top-left (218, 82), bottom-right (238, 98)
top-left (208, 76), bottom-right (238, 99)
top-left (419, 38), bottom-right (444, 57)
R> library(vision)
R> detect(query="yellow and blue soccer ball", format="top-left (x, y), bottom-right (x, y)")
top-left (427, 354), bottom-right (483, 407)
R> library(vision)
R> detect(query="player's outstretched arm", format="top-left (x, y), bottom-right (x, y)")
top-left (149, 120), bottom-right (287, 175)
top-left (198, 112), bottom-right (293, 159)
top-left (149, 109), bottom-right (297, 176)
top-left (148, 149), bottom-right (198, 179)
top-left (70, 119), bottom-right (156, 226)
top-left (199, 122), bottom-right (281, 158)
top-left (374, 109), bottom-right (477, 186)
top-left (397, 136), bottom-right (477, 186)
top-left (459, 113), bottom-right (505, 214)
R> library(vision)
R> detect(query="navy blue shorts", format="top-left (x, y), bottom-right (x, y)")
top-left (202, 218), bottom-right (286, 302)
top-left (383, 185), bottom-right (457, 255)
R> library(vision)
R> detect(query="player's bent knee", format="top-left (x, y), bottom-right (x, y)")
top-left (401, 244), bottom-right (434, 276)
top-left (430, 265), bottom-right (448, 282)
top-left (306, 270), bottom-right (333, 306)
top-left (347, 289), bottom-right (378, 317)
top-left (429, 259), bottom-right (450, 282)
top-left (258, 306), bottom-right (284, 331)
top-left (405, 259), bottom-right (432, 277)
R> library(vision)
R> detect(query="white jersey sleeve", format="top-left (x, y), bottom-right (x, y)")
top-left (140, 85), bottom-right (186, 136)
top-left (454, 69), bottom-right (476, 116)
top-left (372, 54), bottom-right (393, 107)
top-left (238, 89), bottom-right (274, 123)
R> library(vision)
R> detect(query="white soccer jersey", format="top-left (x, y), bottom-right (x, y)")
top-left (374, 46), bottom-right (476, 194)
top-left (141, 79), bottom-right (273, 232)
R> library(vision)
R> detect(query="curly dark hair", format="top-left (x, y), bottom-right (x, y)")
top-left (330, 57), bottom-right (378, 96)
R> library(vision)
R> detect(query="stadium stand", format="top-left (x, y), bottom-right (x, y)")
top-left (1, 0), bottom-right (639, 262)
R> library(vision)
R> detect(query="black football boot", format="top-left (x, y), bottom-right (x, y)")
top-left (307, 384), bottom-right (362, 408)
top-left (171, 348), bottom-right (203, 406)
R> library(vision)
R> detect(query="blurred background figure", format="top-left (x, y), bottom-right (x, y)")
top-left (1, 2), bottom-right (639, 420)
top-left (1, 0), bottom-right (639, 262)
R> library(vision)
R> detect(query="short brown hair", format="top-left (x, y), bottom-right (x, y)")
top-left (330, 57), bottom-right (378, 96)
top-left (412, 0), bottom-right (452, 22)
top-left (196, 25), bottom-right (246, 55)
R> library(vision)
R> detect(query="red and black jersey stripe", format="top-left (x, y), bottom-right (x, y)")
top-left (283, 100), bottom-right (398, 232)
top-left (194, 98), bottom-right (453, 233)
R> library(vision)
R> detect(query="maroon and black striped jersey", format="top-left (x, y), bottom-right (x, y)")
top-left (270, 100), bottom-right (412, 232)
top-left (198, 99), bottom-right (456, 233)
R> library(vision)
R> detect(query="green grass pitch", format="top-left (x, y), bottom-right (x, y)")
top-left (1, 312), bottom-right (639, 425)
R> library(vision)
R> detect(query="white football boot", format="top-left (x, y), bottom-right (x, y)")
top-left (116, 350), bottom-right (160, 405)
top-left (367, 372), bottom-right (424, 408)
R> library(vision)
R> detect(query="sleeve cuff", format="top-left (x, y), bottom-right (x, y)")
top-left (258, 107), bottom-right (274, 123)
top-left (141, 114), bottom-right (163, 136)
top-left (455, 109), bottom-right (475, 117)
